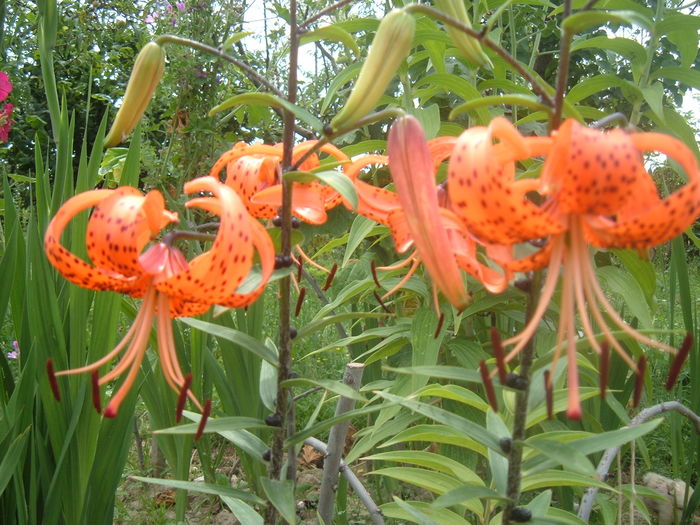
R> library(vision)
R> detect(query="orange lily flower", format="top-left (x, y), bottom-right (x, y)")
top-left (209, 140), bottom-right (351, 225)
top-left (345, 116), bottom-right (510, 309)
top-left (45, 176), bottom-right (274, 422)
top-left (448, 117), bottom-right (700, 418)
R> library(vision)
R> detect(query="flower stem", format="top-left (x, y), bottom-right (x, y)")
top-left (266, 3), bottom-right (299, 524)
top-left (550, 0), bottom-right (573, 130)
top-left (502, 270), bottom-right (542, 525)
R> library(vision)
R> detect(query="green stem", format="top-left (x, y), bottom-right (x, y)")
top-left (550, 0), bottom-right (573, 130)
top-left (629, 0), bottom-right (664, 126)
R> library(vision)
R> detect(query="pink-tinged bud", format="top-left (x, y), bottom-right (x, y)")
top-left (388, 115), bottom-right (469, 309)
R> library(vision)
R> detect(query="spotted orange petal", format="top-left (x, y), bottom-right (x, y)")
top-left (44, 189), bottom-right (158, 295)
top-left (448, 117), bottom-right (561, 245)
top-left (156, 177), bottom-right (254, 305)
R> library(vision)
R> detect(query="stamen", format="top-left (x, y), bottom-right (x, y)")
top-left (373, 290), bottom-right (393, 314)
top-left (632, 355), bottom-right (646, 408)
top-left (323, 263), bottom-right (338, 291)
top-left (195, 399), bottom-right (212, 441)
top-left (371, 260), bottom-right (381, 288)
top-left (599, 342), bottom-right (610, 401)
top-left (91, 370), bottom-right (101, 414)
top-left (434, 313), bottom-right (445, 339)
top-left (479, 360), bottom-right (498, 412)
top-left (544, 370), bottom-right (553, 419)
top-left (296, 244), bottom-right (329, 273)
top-left (381, 257), bottom-right (420, 300)
top-left (665, 333), bottom-right (693, 391)
top-left (490, 328), bottom-right (508, 384)
top-left (295, 287), bottom-right (306, 317)
top-left (47, 359), bottom-right (61, 401)
top-left (296, 257), bottom-right (303, 282)
top-left (176, 374), bottom-right (193, 423)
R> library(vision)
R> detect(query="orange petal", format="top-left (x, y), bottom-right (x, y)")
top-left (583, 131), bottom-right (700, 248)
top-left (252, 182), bottom-right (328, 224)
top-left (86, 188), bottom-right (176, 277)
top-left (225, 155), bottom-right (279, 218)
top-left (156, 177), bottom-right (254, 304)
top-left (44, 189), bottom-right (149, 294)
top-left (389, 115), bottom-right (469, 309)
top-left (448, 118), bottom-right (560, 245)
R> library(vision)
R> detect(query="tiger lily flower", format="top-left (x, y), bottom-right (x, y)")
top-left (448, 117), bottom-right (700, 418)
top-left (209, 140), bottom-right (351, 225)
top-left (345, 116), bottom-right (510, 309)
top-left (45, 176), bottom-right (273, 423)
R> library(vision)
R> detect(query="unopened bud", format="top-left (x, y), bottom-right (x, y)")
top-left (434, 0), bottom-right (491, 68)
top-left (330, 9), bottom-right (415, 131)
top-left (104, 42), bottom-right (166, 148)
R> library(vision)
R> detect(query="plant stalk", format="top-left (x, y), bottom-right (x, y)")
top-left (550, 0), bottom-right (573, 130)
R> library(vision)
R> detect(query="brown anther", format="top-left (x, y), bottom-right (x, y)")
top-left (599, 342), bottom-right (610, 400)
top-left (46, 359), bottom-right (61, 402)
top-left (195, 399), bottom-right (212, 441)
top-left (296, 258), bottom-right (303, 282)
top-left (632, 355), bottom-right (647, 408)
top-left (665, 333), bottom-right (693, 391)
top-left (373, 290), bottom-right (393, 314)
top-left (323, 263), bottom-right (338, 291)
top-left (490, 328), bottom-right (508, 384)
top-left (295, 288), bottom-right (306, 317)
top-left (434, 313), bottom-right (445, 339)
top-left (479, 360), bottom-right (498, 412)
top-left (176, 374), bottom-right (193, 423)
top-left (91, 370), bottom-right (101, 414)
top-left (544, 370), bottom-right (553, 420)
top-left (514, 278), bottom-right (532, 293)
top-left (370, 260), bottom-right (381, 288)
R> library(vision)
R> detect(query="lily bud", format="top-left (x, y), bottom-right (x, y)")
top-left (104, 42), bottom-right (166, 148)
top-left (330, 9), bottom-right (415, 131)
top-left (434, 0), bottom-right (491, 68)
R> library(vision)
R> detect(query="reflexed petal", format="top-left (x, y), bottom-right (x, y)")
top-left (156, 177), bottom-right (254, 304)
top-left (448, 117), bottom-right (560, 245)
top-left (44, 189), bottom-right (150, 294)
top-left (389, 115), bottom-right (469, 309)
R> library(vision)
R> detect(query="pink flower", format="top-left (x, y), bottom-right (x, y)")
top-left (0, 72), bottom-right (11, 102)
top-left (0, 103), bottom-right (13, 143)
top-left (176, 1), bottom-right (186, 11)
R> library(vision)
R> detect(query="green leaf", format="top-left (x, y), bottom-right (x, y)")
top-left (414, 73), bottom-right (491, 124)
top-left (566, 74), bottom-right (641, 105)
top-left (596, 265), bottom-right (652, 328)
top-left (640, 82), bottom-right (665, 121)
top-left (384, 365), bottom-right (482, 383)
top-left (655, 12), bottom-right (700, 36)
top-left (343, 215), bottom-right (379, 267)
top-left (450, 94), bottom-right (551, 119)
top-left (381, 424), bottom-right (487, 456)
top-left (221, 497), bottom-right (263, 525)
top-left (0, 427), bottom-right (30, 495)
top-left (296, 312), bottom-right (388, 341)
top-left (391, 497), bottom-right (441, 525)
top-left (432, 485), bottom-right (508, 508)
top-left (208, 93), bottom-right (323, 132)
top-left (613, 249), bottom-right (655, 309)
top-left (373, 467), bottom-right (484, 515)
top-left (180, 318), bottom-right (278, 365)
top-left (155, 416), bottom-right (269, 435)
top-left (651, 66), bottom-right (700, 90)
top-left (562, 10), bottom-right (651, 33)
top-left (131, 476), bottom-right (263, 504)
top-left (381, 501), bottom-right (472, 525)
top-left (376, 392), bottom-right (502, 453)
top-left (221, 31), bottom-right (253, 51)
top-left (321, 63), bottom-right (362, 115)
top-left (363, 451), bottom-right (483, 484)
top-left (523, 439), bottom-right (596, 476)
top-left (281, 377), bottom-right (367, 402)
top-left (521, 470), bottom-right (614, 492)
top-left (300, 24), bottom-right (360, 56)
top-left (312, 170), bottom-right (358, 210)
top-left (260, 478), bottom-right (297, 524)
